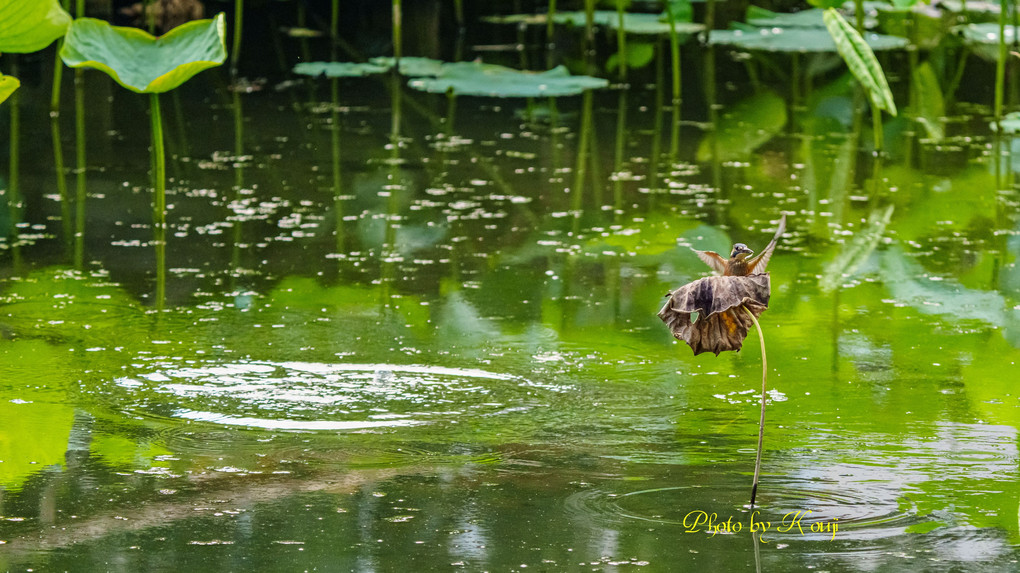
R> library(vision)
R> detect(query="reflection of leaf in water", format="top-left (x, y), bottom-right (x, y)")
top-left (607, 41), bottom-right (655, 72)
top-left (438, 290), bottom-right (501, 350)
top-left (696, 90), bottom-right (787, 162)
top-left (0, 340), bottom-right (76, 491)
top-left (820, 205), bottom-right (894, 292)
top-left (912, 62), bottom-right (945, 141)
top-left (91, 433), bottom-right (172, 470)
top-left (881, 247), bottom-right (1019, 330)
top-left (292, 61), bottom-right (389, 78)
top-left (369, 56), bottom-right (445, 77)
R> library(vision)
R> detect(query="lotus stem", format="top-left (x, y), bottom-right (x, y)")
top-left (616, 0), bottom-right (627, 79)
top-left (231, 0), bottom-right (244, 77)
top-left (150, 92), bottom-right (166, 309)
top-left (665, 0), bottom-right (681, 106)
top-left (392, 0), bottom-right (403, 62)
top-left (743, 304), bottom-right (767, 507)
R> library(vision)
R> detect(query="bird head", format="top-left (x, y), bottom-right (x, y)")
top-left (730, 243), bottom-right (753, 260)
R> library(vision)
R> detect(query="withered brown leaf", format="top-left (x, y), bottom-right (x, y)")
top-left (658, 274), bottom-right (771, 355)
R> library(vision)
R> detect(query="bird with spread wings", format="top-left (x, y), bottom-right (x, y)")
top-left (691, 214), bottom-right (787, 276)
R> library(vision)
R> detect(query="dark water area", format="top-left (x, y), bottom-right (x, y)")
top-left (1, 2), bottom-right (1020, 571)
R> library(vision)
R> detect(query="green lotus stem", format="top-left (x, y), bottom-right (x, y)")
top-left (994, 0), bottom-right (1007, 123)
top-left (666, 2), bottom-right (681, 106)
top-left (392, 0), bottom-right (403, 62)
top-left (332, 76), bottom-right (344, 254)
top-left (454, 0), bottom-right (464, 28)
top-left (584, 0), bottom-right (595, 70)
top-left (743, 305), bottom-right (768, 508)
top-left (853, 0), bottom-right (864, 32)
top-left (616, 0), bottom-right (627, 79)
top-left (231, 0), bottom-right (243, 77)
top-left (613, 88), bottom-right (627, 217)
top-left (150, 92), bottom-right (167, 309)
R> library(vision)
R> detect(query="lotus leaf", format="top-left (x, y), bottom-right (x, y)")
top-left (658, 274), bottom-right (771, 355)
top-left (0, 0), bottom-right (71, 53)
top-left (60, 13), bottom-right (227, 94)
top-left (369, 56), bottom-right (445, 77)
top-left (552, 10), bottom-right (704, 36)
top-left (747, 7), bottom-right (830, 28)
top-left (293, 61), bottom-right (389, 78)
top-left (710, 27), bottom-right (907, 53)
top-left (408, 62), bottom-right (608, 98)
top-left (957, 23), bottom-right (1017, 62)
top-left (0, 72), bottom-right (19, 105)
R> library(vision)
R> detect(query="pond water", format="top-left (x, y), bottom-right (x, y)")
top-left (2, 6), bottom-right (1020, 572)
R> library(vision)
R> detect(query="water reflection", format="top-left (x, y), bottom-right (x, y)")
top-left (1, 11), bottom-right (1020, 572)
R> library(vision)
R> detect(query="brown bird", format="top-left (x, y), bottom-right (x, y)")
top-left (691, 214), bottom-right (787, 276)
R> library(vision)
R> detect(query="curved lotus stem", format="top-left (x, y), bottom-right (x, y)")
top-left (743, 304), bottom-right (767, 507)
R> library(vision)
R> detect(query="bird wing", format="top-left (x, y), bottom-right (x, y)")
top-left (692, 248), bottom-right (728, 275)
top-left (746, 213), bottom-right (787, 274)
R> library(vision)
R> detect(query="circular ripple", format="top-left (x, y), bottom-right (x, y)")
top-left (566, 476), bottom-right (930, 542)
top-left (114, 360), bottom-right (567, 431)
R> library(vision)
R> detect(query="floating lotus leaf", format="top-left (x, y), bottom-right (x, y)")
top-left (293, 61), bottom-right (389, 78)
top-left (60, 13), bottom-right (227, 94)
top-left (0, 0), bottom-right (71, 53)
top-left (957, 23), bottom-right (1017, 62)
top-left (710, 27), bottom-right (907, 52)
top-left (747, 6), bottom-right (830, 28)
top-left (369, 56), bottom-right (445, 77)
top-left (408, 62), bottom-right (608, 97)
top-left (551, 10), bottom-right (704, 37)
top-left (658, 274), bottom-right (771, 355)
top-left (0, 72), bottom-right (19, 105)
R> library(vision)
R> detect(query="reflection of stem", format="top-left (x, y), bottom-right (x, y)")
top-left (742, 305), bottom-right (767, 508)
top-left (150, 93), bottom-right (167, 310)
top-left (74, 70), bottom-right (87, 269)
top-left (8, 57), bottom-right (21, 269)
top-left (994, 0), bottom-right (1007, 124)
top-left (51, 36), bottom-right (72, 256)
top-left (332, 77), bottom-right (344, 255)
top-left (613, 88), bottom-right (627, 218)
top-left (572, 91), bottom-right (594, 232)
top-left (231, 89), bottom-right (245, 277)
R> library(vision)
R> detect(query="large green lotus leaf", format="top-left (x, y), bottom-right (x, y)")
top-left (747, 6), bottom-right (829, 28)
top-left (60, 13), bottom-right (226, 94)
top-left (710, 27), bottom-right (907, 52)
top-left (409, 62), bottom-right (608, 97)
top-left (369, 56), bottom-right (445, 77)
top-left (696, 90), bottom-right (787, 162)
top-left (293, 61), bottom-right (389, 77)
top-left (0, 72), bottom-right (19, 105)
top-left (957, 23), bottom-right (1017, 62)
top-left (0, 0), bottom-right (71, 53)
top-left (551, 10), bottom-right (703, 36)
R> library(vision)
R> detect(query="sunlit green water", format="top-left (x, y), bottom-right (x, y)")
top-left (2, 13), bottom-right (1020, 572)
